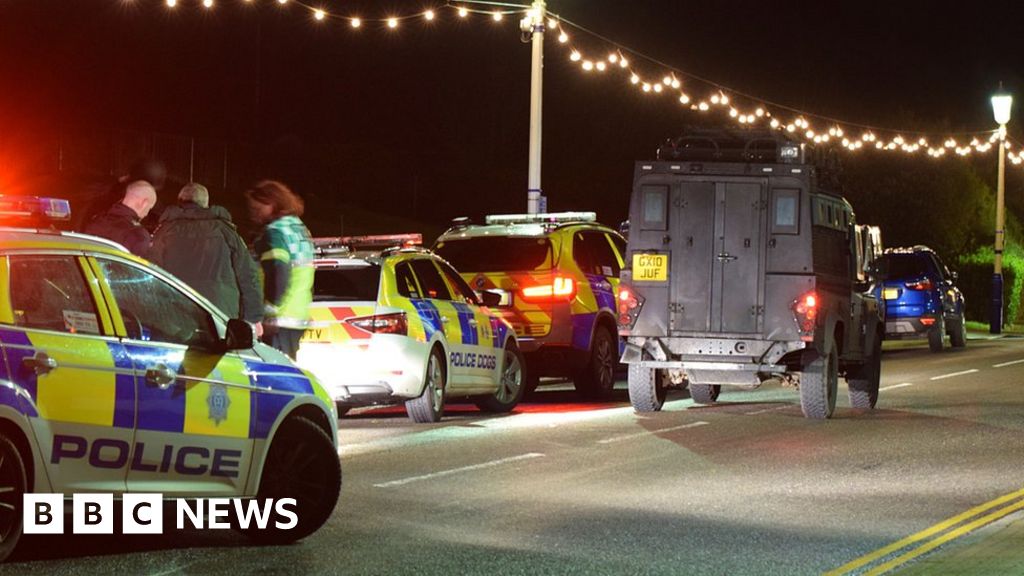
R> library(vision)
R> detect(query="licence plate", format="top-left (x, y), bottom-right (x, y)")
top-left (883, 288), bottom-right (900, 300)
top-left (633, 253), bottom-right (668, 282)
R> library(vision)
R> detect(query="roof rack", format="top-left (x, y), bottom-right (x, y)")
top-left (484, 212), bottom-right (597, 226)
top-left (657, 129), bottom-right (804, 164)
top-left (313, 233), bottom-right (423, 256)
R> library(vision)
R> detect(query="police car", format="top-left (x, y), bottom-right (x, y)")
top-left (0, 196), bottom-right (341, 561)
top-left (434, 213), bottom-right (626, 398)
top-left (295, 234), bottom-right (524, 423)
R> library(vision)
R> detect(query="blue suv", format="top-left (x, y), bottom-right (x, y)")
top-left (870, 246), bottom-right (966, 351)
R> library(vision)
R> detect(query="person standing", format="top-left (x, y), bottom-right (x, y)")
top-left (150, 183), bottom-right (263, 330)
top-left (84, 180), bottom-right (157, 257)
top-left (246, 180), bottom-right (314, 359)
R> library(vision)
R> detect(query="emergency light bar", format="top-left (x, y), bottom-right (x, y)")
top-left (0, 196), bottom-right (71, 221)
top-left (314, 233), bottom-right (423, 252)
top-left (484, 212), bottom-right (597, 226)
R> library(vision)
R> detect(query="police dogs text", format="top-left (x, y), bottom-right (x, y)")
top-left (24, 495), bottom-right (297, 534)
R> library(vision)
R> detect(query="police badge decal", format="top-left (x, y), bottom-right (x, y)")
top-left (207, 384), bottom-right (230, 425)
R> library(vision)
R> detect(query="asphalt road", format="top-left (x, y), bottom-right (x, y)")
top-left (5, 336), bottom-right (1024, 575)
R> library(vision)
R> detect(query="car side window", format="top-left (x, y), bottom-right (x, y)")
top-left (409, 259), bottom-right (452, 301)
top-left (437, 261), bottom-right (480, 304)
top-left (7, 255), bottom-right (101, 335)
top-left (97, 259), bottom-right (219, 349)
top-left (576, 231), bottom-right (621, 277)
top-left (395, 262), bottom-right (421, 299)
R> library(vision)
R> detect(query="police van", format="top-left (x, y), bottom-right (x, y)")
top-left (0, 196), bottom-right (341, 560)
top-left (618, 131), bottom-right (884, 419)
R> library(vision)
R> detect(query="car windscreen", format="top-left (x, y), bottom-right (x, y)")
top-left (876, 254), bottom-right (934, 280)
top-left (313, 264), bottom-right (381, 301)
top-left (434, 237), bottom-right (552, 272)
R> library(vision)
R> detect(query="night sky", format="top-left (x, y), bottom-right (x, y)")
top-left (0, 0), bottom-right (1020, 237)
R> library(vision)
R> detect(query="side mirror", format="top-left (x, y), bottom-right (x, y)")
top-left (480, 290), bottom-right (502, 308)
top-left (223, 318), bottom-right (255, 351)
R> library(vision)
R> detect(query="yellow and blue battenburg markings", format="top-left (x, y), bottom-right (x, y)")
top-left (0, 327), bottom-right (321, 441)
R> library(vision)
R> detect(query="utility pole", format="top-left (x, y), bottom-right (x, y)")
top-left (524, 0), bottom-right (546, 214)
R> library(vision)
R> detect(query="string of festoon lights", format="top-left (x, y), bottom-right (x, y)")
top-left (151, 0), bottom-right (1023, 168)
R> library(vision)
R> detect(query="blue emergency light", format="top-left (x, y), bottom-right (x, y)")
top-left (0, 195), bottom-right (72, 221)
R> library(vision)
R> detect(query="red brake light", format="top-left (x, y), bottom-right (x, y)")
top-left (616, 283), bottom-right (644, 330)
top-left (520, 276), bottom-right (577, 302)
top-left (792, 290), bottom-right (819, 337)
top-left (346, 312), bottom-right (408, 335)
top-left (904, 278), bottom-right (934, 291)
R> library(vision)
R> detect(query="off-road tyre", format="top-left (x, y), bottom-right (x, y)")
top-left (847, 332), bottom-right (882, 409)
top-left (688, 383), bottom-right (721, 404)
top-left (800, 341), bottom-right (839, 419)
top-left (928, 318), bottom-right (946, 352)
top-left (948, 315), bottom-right (967, 348)
top-left (628, 365), bottom-right (667, 412)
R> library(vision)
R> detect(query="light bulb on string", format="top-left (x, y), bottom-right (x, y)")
top-left (558, 32), bottom-right (568, 43)
top-left (350, 18), bottom-right (361, 28)
top-left (653, 83), bottom-right (663, 93)
top-left (387, 17), bottom-right (398, 28)
top-left (458, 7), bottom-right (468, 17)
top-left (492, 12), bottom-right (503, 21)
top-left (570, 50), bottom-right (581, 62)
top-left (202, 0), bottom-right (213, 7)
top-left (314, 9), bottom-right (325, 20)
top-left (642, 83), bottom-right (652, 93)
top-left (424, 10), bottom-right (435, 21)
top-left (679, 93), bottom-right (690, 105)
top-left (595, 61), bottom-right (606, 72)
top-left (165, 0), bottom-right (176, 6)
top-left (582, 60), bottom-right (594, 71)
top-left (608, 53), bottom-right (618, 63)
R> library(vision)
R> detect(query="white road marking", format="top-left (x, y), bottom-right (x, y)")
top-left (993, 359), bottom-right (1024, 368)
top-left (745, 405), bottom-right (790, 415)
top-left (930, 369), bottom-right (980, 381)
top-left (597, 421), bottom-right (709, 444)
top-left (373, 452), bottom-right (545, 488)
top-left (880, 382), bottom-right (914, 391)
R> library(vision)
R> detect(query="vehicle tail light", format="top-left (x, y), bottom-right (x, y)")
top-left (520, 276), bottom-right (577, 302)
top-left (346, 312), bottom-right (408, 335)
top-left (920, 317), bottom-right (936, 326)
top-left (792, 291), bottom-right (819, 339)
top-left (617, 283), bottom-right (645, 330)
top-left (904, 278), bottom-right (934, 291)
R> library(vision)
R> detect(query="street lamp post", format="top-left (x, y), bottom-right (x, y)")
top-left (990, 88), bottom-right (1013, 334)
top-left (524, 0), bottom-right (546, 214)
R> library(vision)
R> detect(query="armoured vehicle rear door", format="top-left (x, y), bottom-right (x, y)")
top-left (668, 179), bottom-right (768, 334)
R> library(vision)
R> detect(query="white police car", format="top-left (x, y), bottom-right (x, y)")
top-left (296, 235), bottom-right (524, 423)
top-left (0, 196), bottom-right (341, 561)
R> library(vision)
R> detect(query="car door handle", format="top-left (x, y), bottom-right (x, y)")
top-left (145, 363), bottom-right (178, 390)
top-left (23, 352), bottom-right (57, 375)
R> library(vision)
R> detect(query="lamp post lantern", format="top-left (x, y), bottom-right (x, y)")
top-left (990, 88), bottom-right (1013, 333)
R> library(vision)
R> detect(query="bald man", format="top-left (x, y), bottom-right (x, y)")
top-left (85, 180), bottom-right (157, 256)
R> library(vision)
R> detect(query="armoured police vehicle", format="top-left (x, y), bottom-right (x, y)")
top-left (618, 131), bottom-right (883, 419)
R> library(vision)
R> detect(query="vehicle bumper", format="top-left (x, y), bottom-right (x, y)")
top-left (621, 335), bottom-right (808, 384)
top-left (296, 336), bottom-right (429, 403)
top-left (884, 315), bottom-right (939, 339)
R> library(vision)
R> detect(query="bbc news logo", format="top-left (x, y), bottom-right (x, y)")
top-left (24, 494), bottom-right (298, 534)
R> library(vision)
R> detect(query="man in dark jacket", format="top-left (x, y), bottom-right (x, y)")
top-left (84, 180), bottom-right (157, 256)
top-left (150, 183), bottom-right (263, 327)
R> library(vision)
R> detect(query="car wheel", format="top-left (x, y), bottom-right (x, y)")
top-left (847, 331), bottom-right (882, 409)
top-left (406, 347), bottom-right (446, 423)
top-left (0, 434), bottom-right (26, 562)
top-left (573, 326), bottom-right (617, 399)
top-left (244, 417), bottom-right (341, 545)
top-left (928, 318), bottom-right (946, 352)
top-left (800, 340), bottom-right (838, 419)
top-left (475, 342), bottom-right (525, 412)
top-left (948, 315), bottom-right (967, 348)
top-left (688, 383), bottom-right (721, 404)
top-left (627, 364), bottom-right (667, 412)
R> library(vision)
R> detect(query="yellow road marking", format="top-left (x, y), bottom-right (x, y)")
top-left (824, 487), bottom-right (1024, 575)
top-left (863, 498), bottom-right (1024, 575)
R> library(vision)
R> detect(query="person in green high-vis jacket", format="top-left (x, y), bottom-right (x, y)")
top-left (246, 180), bottom-right (315, 359)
